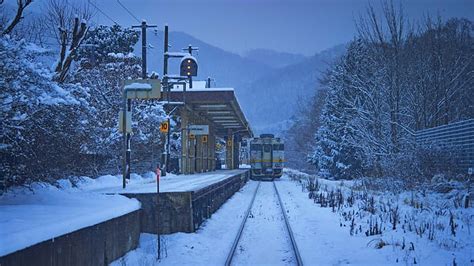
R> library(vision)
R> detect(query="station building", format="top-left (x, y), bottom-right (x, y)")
top-left (164, 81), bottom-right (253, 174)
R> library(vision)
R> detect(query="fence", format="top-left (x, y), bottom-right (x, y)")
top-left (415, 119), bottom-right (474, 175)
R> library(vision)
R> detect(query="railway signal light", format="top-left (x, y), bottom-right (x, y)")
top-left (180, 56), bottom-right (198, 77)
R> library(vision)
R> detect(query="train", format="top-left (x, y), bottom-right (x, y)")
top-left (249, 134), bottom-right (284, 180)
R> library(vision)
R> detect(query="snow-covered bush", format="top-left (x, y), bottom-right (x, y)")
top-left (289, 168), bottom-right (473, 264)
top-left (1, 36), bottom-right (91, 189)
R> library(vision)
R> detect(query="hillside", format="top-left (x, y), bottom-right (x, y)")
top-left (139, 31), bottom-right (272, 89)
top-left (239, 44), bottom-right (347, 128)
top-left (137, 32), bottom-right (345, 130)
top-left (243, 48), bottom-right (307, 68)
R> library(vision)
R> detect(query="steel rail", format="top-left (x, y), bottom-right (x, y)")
top-left (273, 181), bottom-right (304, 266)
top-left (225, 181), bottom-right (261, 266)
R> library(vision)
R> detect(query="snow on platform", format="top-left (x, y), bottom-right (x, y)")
top-left (0, 169), bottom-right (248, 257)
top-left (0, 181), bottom-right (140, 257)
top-left (83, 169), bottom-right (248, 194)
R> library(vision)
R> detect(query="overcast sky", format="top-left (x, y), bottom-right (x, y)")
top-left (39, 0), bottom-right (474, 56)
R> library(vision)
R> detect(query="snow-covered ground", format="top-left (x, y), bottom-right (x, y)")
top-left (3, 169), bottom-right (471, 264)
top-left (0, 179), bottom-right (140, 257)
top-left (113, 172), bottom-right (473, 265)
top-left (284, 169), bottom-right (474, 265)
top-left (0, 169), bottom-right (247, 258)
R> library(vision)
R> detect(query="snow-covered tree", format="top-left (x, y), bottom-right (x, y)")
top-left (73, 25), bottom-right (167, 171)
top-left (45, 0), bottom-right (93, 83)
top-left (1, 0), bottom-right (33, 36)
top-left (310, 47), bottom-right (367, 179)
top-left (310, 8), bottom-right (473, 180)
top-left (284, 88), bottom-right (327, 174)
top-left (1, 36), bottom-right (91, 188)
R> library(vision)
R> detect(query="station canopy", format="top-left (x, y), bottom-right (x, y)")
top-left (166, 81), bottom-right (253, 138)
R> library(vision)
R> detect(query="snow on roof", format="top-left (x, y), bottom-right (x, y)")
top-left (165, 52), bottom-right (189, 57)
top-left (124, 82), bottom-right (152, 90)
top-left (173, 87), bottom-right (235, 92)
top-left (170, 80), bottom-right (234, 92)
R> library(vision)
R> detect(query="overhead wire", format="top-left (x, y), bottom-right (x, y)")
top-left (87, 0), bottom-right (119, 25)
top-left (116, 0), bottom-right (141, 23)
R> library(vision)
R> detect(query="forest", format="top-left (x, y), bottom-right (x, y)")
top-left (1, 0), bottom-right (171, 189)
top-left (285, 2), bottom-right (473, 182)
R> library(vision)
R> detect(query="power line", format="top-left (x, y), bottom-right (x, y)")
top-left (88, 0), bottom-right (119, 25)
top-left (116, 0), bottom-right (141, 23)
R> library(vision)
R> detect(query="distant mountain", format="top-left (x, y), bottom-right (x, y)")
top-left (238, 44), bottom-right (347, 128)
top-left (243, 49), bottom-right (308, 69)
top-left (133, 31), bottom-right (345, 130)
top-left (139, 31), bottom-right (273, 89)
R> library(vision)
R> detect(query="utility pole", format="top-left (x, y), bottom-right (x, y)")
top-left (162, 27), bottom-right (198, 177)
top-left (132, 20), bottom-right (158, 78)
top-left (157, 23), bottom-right (168, 262)
top-left (162, 25), bottom-right (169, 177)
top-left (124, 20), bottom-right (157, 187)
top-left (131, 21), bottom-right (160, 260)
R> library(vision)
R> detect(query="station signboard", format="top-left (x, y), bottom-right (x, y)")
top-left (188, 125), bottom-right (209, 135)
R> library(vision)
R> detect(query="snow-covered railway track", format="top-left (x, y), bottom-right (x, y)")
top-left (225, 181), bottom-right (303, 266)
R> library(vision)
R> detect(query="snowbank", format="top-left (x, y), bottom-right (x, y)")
top-left (284, 168), bottom-right (474, 265)
top-left (0, 179), bottom-right (140, 256)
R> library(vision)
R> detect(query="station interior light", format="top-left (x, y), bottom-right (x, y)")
top-left (198, 104), bottom-right (228, 108)
top-left (207, 111), bottom-right (231, 114)
top-left (215, 121), bottom-right (239, 124)
top-left (211, 116), bottom-right (235, 119)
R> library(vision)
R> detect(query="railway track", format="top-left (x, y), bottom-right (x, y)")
top-left (225, 181), bottom-right (303, 266)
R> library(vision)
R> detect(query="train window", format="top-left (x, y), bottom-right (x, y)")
top-left (273, 144), bottom-right (284, 150)
top-left (263, 144), bottom-right (271, 152)
top-left (250, 144), bottom-right (262, 150)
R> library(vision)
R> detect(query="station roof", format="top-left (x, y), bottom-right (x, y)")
top-left (165, 82), bottom-right (253, 138)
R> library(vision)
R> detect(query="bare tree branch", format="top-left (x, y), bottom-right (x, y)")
top-left (2, 0), bottom-right (33, 35)
top-left (45, 0), bottom-right (93, 83)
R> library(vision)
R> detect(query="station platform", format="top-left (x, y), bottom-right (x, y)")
top-left (0, 169), bottom-right (249, 266)
top-left (89, 169), bottom-right (248, 194)
top-left (110, 169), bottom-right (250, 234)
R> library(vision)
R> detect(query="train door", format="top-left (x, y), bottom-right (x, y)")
top-left (250, 143), bottom-right (262, 176)
top-left (262, 142), bottom-right (273, 176)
